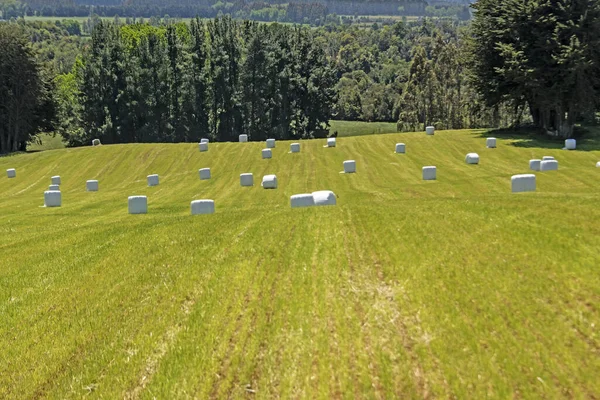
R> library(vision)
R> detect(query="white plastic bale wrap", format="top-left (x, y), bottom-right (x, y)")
top-left (290, 143), bottom-right (300, 153)
top-left (201, 138), bottom-right (209, 144)
top-left (487, 137), bottom-right (497, 148)
top-left (395, 143), bottom-right (405, 154)
top-left (49, 184), bottom-right (60, 191)
top-left (239, 134), bottom-right (248, 142)
top-left (422, 166), bottom-right (437, 180)
top-left (565, 139), bottom-right (576, 150)
top-left (147, 174), bottom-right (159, 186)
top-left (312, 190), bottom-right (337, 206)
top-left (6, 168), bottom-right (16, 178)
top-left (199, 142), bottom-right (208, 152)
top-left (86, 180), bottom-right (99, 191)
top-left (290, 193), bottom-right (315, 208)
top-left (262, 149), bottom-right (272, 159)
top-left (262, 174), bottom-right (277, 189)
top-left (240, 173), bottom-right (254, 186)
top-left (266, 138), bottom-right (276, 148)
top-left (542, 156), bottom-right (554, 161)
top-left (128, 196), bottom-right (147, 214)
top-left (540, 160), bottom-right (558, 171)
top-left (92, 138), bottom-right (101, 146)
top-left (426, 126), bottom-right (435, 135)
top-left (343, 160), bottom-right (356, 173)
top-left (44, 191), bottom-right (62, 207)
top-left (529, 159), bottom-right (541, 171)
top-left (465, 153), bottom-right (480, 164)
top-left (191, 199), bottom-right (215, 215)
top-left (199, 168), bottom-right (211, 180)
top-left (511, 174), bottom-right (536, 193)
top-left (597, 162), bottom-right (600, 168)
top-left (327, 138), bottom-right (336, 147)
top-left (51, 175), bottom-right (61, 185)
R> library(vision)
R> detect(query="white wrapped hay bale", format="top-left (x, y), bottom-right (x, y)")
top-left (51, 176), bottom-right (61, 185)
top-left (395, 143), bottom-right (405, 154)
top-left (201, 138), bottom-right (209, 144)
top-left (92, 138), bottom-right (101, 146)
top-left (529, 159), bottom-right (541, 171)
top-left (540, 160), bottom-right (558, 171)
top-left (49, 184), bottom-right (60, 191)
top-left (128, 196), bottom-right (147, 214)
top-left (343, 160), bottom-right (356, 173)
top-left (565, 139), bottom-right (576, 150)
top-left (261, 174), bottom-right (277, 189)
top-left (239, 134), bottom-right (248, 142)
top-left (422, 166), bottom-right (436, 180)
top-left (290, 143), bottom-right (300, 153)
top-left (240, 173), bottom-right (253, 186)
top-left (44, 191), bottom-right (61, 207)
top-left (199, 168), bottom-right (211, 180)
top-left (262, 149), bottom-right (272, 159)
top-left (191, 199), bottom-right (215, 215)
top-left (7, 168), bottom-right (16, 178)
top-left (487, 137), bottom-right (497, 148)
top-left (465, 153), bottom-right (480, 164)
top-left (327, 138), bottom-right (336, 147)
top-left (426, 126), bottom-right (435, 135)
top-left (86, 180), bottom-right (99, 191)
top-left (266, 138), bottom-right (276, 148)
top-left (312, 190), bottom-right (337, 206)
top-left (511, 174), bottom-right (536, 193)
top-left (596, 162), bottom-right (600, 168)
top-left (290, 194), bottom-right (315, 208)
top-left (199, 142), bottom-right (208, 152)
top-left (542, 156), bottom-right (554, 161)
top-left (147, 174), bottom-right (159, 186)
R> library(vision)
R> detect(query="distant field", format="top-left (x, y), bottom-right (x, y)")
top-left (330, 120), bottom-right (398, 137)
top-left (27, 133), bottom-right (66, 152)
top-left (3, 129), bottom-right (600, 398)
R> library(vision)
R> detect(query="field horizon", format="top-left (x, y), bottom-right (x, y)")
top-left (2, 129), bottom-right (599, 398)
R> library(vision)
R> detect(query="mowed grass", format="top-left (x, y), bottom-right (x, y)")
top-left (330, 120), bottom-right (398, 137)
top-left (1, 130), bottom-right (599, 399)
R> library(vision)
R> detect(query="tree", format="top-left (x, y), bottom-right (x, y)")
top-left (469, 0), bottom-right (600, 137)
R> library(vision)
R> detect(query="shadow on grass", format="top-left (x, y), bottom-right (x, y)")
top-left (476, 126), bottom-right (600, 151)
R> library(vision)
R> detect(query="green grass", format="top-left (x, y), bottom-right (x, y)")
top-left (330, 120), bottom-right (398, 137)
top-left (1, 129), bottom-right (600, 398)
top-left (27, 132), bottom-right (67, 152)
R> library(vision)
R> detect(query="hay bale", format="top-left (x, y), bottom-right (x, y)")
top-left (44, 191), bottom-right (61, 207)
top-left (199, 142), bottom-right (208, 152)
top-left (312, 190), bottom-right (337, 206)
top-left (262, 148), bottom-right (272, 159)
top-left (128, 196), bottom-right (147, 214)
top-left (486, 137), bottom-right (497, 148)
top-left (201, 138), bottom-right (209, 144)
top-left (199, 168), bottom-right (211, 180)
top-left (290, 143), bottom-right (300, 153)
top-left (422, 166), bottom-right (436, 180)
top-left (565, 139), bottom-right (576, 150)
top-left (49, 184), bottom-right (60, 191)
top-left (395, 143), bottom-right (405, 154)
top-left (239, 134), bottom-right (248, 142)
top-left (191, 199), bottom-right (215, 215)
top-left (465, 153), bottom-right (480, 164)
top-left (540, 160), bottom-right (558, 171)
top-left (86, 180), bottom-right (99, 191)
top-left (240, 173), bottom-right (254, 186)
top-left (542, 156), bottom-right (554, 161)
top-left (51, 176), bottom-right (61, 185)
top-left (261, 174), bottom-right (277, 189)
top-left (426, 126), bottom-right (435, 135)
top-left (327, 138), bottom-right (336, 147)
top-left (92, 138), bottom-right (101, 146)
top-left (6, 168), bottom-right (16, 178)
top-left (343, 160), bottom-right (356, 173)
top-left (511, 174), bottom-right (536, 193)
top-left (266, 138), bottom-right (276, 148)
top-left (597, 161), bottom-right (600, 168)
top-left (291, 193), bottom-right (315, 208)
top-left (147, 174), bottom-right (159, 186)
top-left (529, 159), bottom-right (541, 171)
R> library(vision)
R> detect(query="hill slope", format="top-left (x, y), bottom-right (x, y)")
top-left (1, 130), bottom-right (600, 398)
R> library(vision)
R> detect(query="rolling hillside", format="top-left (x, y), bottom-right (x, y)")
top-left (1, 129), bottom-right (599, 398)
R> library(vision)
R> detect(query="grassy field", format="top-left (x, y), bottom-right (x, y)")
top-left (330, 120), bottom-right (398, 137)
top-left (2, 129), bottom-right (600, 398)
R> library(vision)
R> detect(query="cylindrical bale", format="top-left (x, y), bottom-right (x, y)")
top-left (261, 174), bottom-right (277, 189)
top-left (565, 139), bottom-right (576, 150)
top-left (312, 190), bottom-right (337, 206)
top-left (290, 143), bottom-right (300, 153)
top-left (199, 142), bottom-right (208, 152)
top-left (540, 160), bottom-right (558, 171)
top-left (86, 180), bottom-right (99, 191)
top-left (201, 138), bottom-right (209, 144)
top-left (465, 153), bottom-right (480, 164)
top-left (486, 137), bottom-right (497, 148)
top-left (240, 173), bottom-right (254, 186)
top-left (51, 176), bottom-right (61, 185)
top-left (422, 166), bottom-right (436, 180)
top-left (511, 174), bottom-right (536, 193)
top-left (395, 143), bottom-right (405, 154)
top-left (239, 134), bottom-right (248, 142)
top-left (128, 196), bottom-right (147, 214)
top-left (147, 174), bottom-right (159, 186)
top-left (291, 194), bottom-right (315, 208)
top-left (44, 191), bottom-right (62, 207)
top-left (7, 168), bottom-right (16, 178)
top-left (262, 149), bottom-right (272, 159)
top-left (542, 156), bottom-right (554, 161)
top-left (343, 160), bottom-right (356, 173)
top-left (191, 199), bottom-right (215, 215)
top-left (199, 168), bottom-right (211, 180)
top-left (426, 126), bottom-right (435, 135)
top-left (529, 159), bottom-right (541, 171)
top-left (266, 138), bottom-right (276, 148)
top-left (327, 138), bottom-right (336, 147)
top-left (92, 138), bottom-right (101, 146)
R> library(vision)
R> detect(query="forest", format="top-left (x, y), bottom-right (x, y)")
top-left (1, 0), bottom-right (599, 153)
